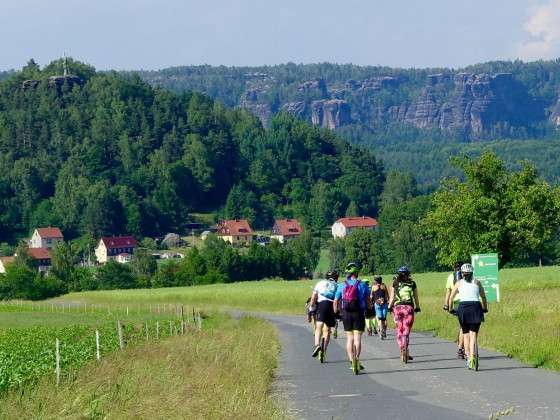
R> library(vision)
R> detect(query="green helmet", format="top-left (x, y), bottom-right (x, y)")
top-left (346, 262), bottom-right (359, 274)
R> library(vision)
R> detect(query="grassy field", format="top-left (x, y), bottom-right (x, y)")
top-left (0, 314), bottom-right (284, 419)
top-left (54, 266), bottom-right (560, 371)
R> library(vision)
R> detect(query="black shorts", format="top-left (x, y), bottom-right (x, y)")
top-left (316, 300), bottom-right (336, 328)
top-left (459, 322), bottom-right (481, 333)
top-left (342, 310), bottom-right (365, 332)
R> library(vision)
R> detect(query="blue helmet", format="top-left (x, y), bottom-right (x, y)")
top-left (397, 266), bottom-right (410, 274)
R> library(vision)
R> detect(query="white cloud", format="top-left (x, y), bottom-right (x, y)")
top-left (518, 0), bottom-right (560, 61)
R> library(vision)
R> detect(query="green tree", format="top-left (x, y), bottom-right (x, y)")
top-left (287, 231), bottom-right (320, 278)
top-left (426, 152), bottom-right (560, 266)
top-left (96, 261), bottom-right (137, 290)
top-left (50, 242), bottom-right (78, 286)
top-left (344, 229), bottom-right (377, 274)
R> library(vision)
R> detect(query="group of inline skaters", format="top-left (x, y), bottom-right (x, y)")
top-left (306, 261), bottom-right (488, 374)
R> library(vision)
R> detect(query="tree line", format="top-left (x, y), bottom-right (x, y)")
top-left (0, 233), bottom-right (320, 300)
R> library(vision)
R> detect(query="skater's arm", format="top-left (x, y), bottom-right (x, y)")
top-left (477, 280), bottom-right (488, 311)
top-left (448, 283), bottom-right (459, 309)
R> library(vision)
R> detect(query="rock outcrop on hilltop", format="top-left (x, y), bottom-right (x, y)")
top-left (232, 71), bottom-right (546, 136)
top-left (138, 62), bottom-right (560, 139)
top-left (383, 72), bottom-right (542, 137)
top-left (311, 99), bottom-right (352, 129)
top-left (239, 87), bottom-right (273, 127)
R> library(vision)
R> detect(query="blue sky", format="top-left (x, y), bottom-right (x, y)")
top-left (1, 0), bottom-right (559, 71)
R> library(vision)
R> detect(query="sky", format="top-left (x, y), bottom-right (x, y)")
top-left (1, 0), bottom-right (559, 71)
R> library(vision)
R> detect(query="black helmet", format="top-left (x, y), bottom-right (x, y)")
top-left (326, 270), bottom-right (339, 280)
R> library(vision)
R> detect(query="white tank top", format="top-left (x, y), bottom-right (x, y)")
top-left (458, 280), bottom-right (480, 302)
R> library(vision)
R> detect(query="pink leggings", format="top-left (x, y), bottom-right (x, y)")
top-left (393, 305), bottom-right (415, 350)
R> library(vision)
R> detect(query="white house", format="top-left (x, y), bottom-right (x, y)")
top-left (115, 253), bottom-right (132, 264)
top-left (95, 236), bottom-right (138, 264)
top-left (0, 256), bottom-right (14, 274)
top-left (30, 227), bottom-right (64, 249)
top-left (271, 219), bottom-right (303, 243)
top-left (331, 216), bottom-right (378, 238)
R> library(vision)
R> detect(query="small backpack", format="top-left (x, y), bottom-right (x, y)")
top-left (396, 281), bottom-right (414, 305)
top-left (342, 279), bottom-right (361, 312)
top-left (321, 280), bottom-right (338, 301)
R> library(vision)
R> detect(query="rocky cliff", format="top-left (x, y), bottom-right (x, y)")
top-left (139, 63), bottom-right (560, 139)
top-left (238, 71), bottom-right (544, 136)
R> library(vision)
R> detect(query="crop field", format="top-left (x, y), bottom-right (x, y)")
top-left (55, 266), bottom-right (560, 371)
top-left (0, 302), bottom-right (198, 392)
top-left (0, 314), bottom-right (283, 419)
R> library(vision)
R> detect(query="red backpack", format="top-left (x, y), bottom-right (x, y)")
top-left (342, 279), bottom-right (361, 312)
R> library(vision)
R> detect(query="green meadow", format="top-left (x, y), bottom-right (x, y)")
top-left (52, 266), bottom-right (560, 371)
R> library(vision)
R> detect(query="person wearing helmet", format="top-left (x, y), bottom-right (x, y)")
top-left (388, 266), bottom-right (420, 363)
top-left (310, 270), bottom-right (339, 360)
top-left (363, 280), bottom-right (377, 336)
top-left (448, 263), bottom-right (488, 370)
top-left (333, 262), bottom-right (373, 373)
top-left (444, 262), bottom-right (466, 359)
top-left (371, 275), bottom-right (389, 339)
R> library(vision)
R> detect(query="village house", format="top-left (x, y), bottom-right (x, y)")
top-left (30, 227), bottom-right (64, 249)
top-left (95, 236), bottom-right (138, 264)
top-left (217, 219), bottom-right (253, 245)
top-left (331, 216), bottom-right (378, 238)
top-left (271, 218), bottom-right (303, 243)
top-left (0, 256), bottom-right (14, 274)
top-left (27, 248), bottom-right (52, 273)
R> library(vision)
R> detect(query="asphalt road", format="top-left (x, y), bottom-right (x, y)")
top-left (265, 314), bottom-right (560, 420)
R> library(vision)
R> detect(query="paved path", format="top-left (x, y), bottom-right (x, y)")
top-left (265, 314), bottom-right (560, 420)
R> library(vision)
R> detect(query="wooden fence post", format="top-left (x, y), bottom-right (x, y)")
top-left (117, 320), bottom-right (124, 350)
top-left (197, 311), bottom-right (202, 330)
top-left (96, 330), bottom-right (101, 361)
top-left (55, 338), bottom-right (61, 386)
top-left (145, 321), bottom-right (149, 341)
top-left (156, 321), bottom-right (160, 339)
top-left (169, 320), bottom-right (173, 336)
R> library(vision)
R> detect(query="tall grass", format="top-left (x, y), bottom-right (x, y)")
top-left (56, 266), bottom-right (560, 371)
top-left (0, 315), bottom-right (284, 420)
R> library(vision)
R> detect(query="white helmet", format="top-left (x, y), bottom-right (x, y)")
top-left (460, 263), bottom-right (473, 274)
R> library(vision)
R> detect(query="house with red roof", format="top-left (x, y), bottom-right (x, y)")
top-left (30, 227), bottom-right (64, 249)
top-left (217, 219), bottom-right (253, 246)
top-left (271, 219), bottom-right (303, 243)
top-left (331, 216), bottom-right (378, 238)
top-left (95, 236), bottom-right (138, 264)
top-left (27, 248), bottom-right (52, 272)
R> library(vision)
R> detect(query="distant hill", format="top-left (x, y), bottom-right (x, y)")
top-left (134, 61), bottom-right (560, 189)
top-left (135, 60), bottom-right (560, 141)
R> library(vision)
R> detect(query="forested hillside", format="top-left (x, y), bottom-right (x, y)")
top-left (0, 59), bottom-right (384, 244)
top-left (136, 61), bottom-right (560, 189)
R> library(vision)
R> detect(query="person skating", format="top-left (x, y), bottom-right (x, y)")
top-left (310, 271), bottom-right (339, 361)
top-left (371, 275), bottom-right (389, 339)
top-left (444, 262), bottom-right (466, 359)
top-left (388, 266), bottom-right (420, 363)
top-left (333, 262), bottom-right (373, 374)
top-left (448, 263), bottom-right (488, 370)
top-left (364, 280), bottom-right (377, 336)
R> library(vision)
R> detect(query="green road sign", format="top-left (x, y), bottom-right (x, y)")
top-left (471, 253), bottom-right (500, 302)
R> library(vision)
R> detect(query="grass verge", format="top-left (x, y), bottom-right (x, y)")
top-left (0, 314), bottom-right (285, 420)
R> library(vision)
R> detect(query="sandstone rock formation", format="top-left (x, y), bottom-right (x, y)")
top-left (239, 88), bottom-right (273, 127)
top-left (311, 99), bottom-right (352, 129)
